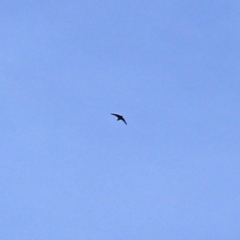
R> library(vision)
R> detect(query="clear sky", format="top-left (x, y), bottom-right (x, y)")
top-left (1, 1), bottom-right (240, 239)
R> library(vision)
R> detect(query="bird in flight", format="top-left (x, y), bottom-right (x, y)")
top-left (111, 113), bottom-right (127, 125)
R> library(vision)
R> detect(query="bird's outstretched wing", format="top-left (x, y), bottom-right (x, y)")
top-left (121, 117), bottom-right (127, 125)
top-left (111, 113), bottom-right (121, 118)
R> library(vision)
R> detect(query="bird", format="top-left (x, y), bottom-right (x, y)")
top-left (111, 113), bottom-right (127, 125)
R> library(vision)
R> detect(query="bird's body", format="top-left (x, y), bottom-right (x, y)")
top-left (111, 113), bottom-right (127, 125)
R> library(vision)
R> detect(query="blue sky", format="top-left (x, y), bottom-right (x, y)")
top-left (1, 1), bottom-right (240, 239)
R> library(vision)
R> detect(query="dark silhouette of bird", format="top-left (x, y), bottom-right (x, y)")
top-left (111, 113), bottom-right (127, 125)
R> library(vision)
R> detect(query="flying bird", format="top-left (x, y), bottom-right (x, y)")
top-left (111, 113), bottom-right (127, 125)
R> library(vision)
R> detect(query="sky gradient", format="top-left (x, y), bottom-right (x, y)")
top-left (1, 1), bottom-right (240, 239)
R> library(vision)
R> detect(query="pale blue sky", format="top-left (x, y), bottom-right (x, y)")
top-left (1, 1), bottom-right (240, 239)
